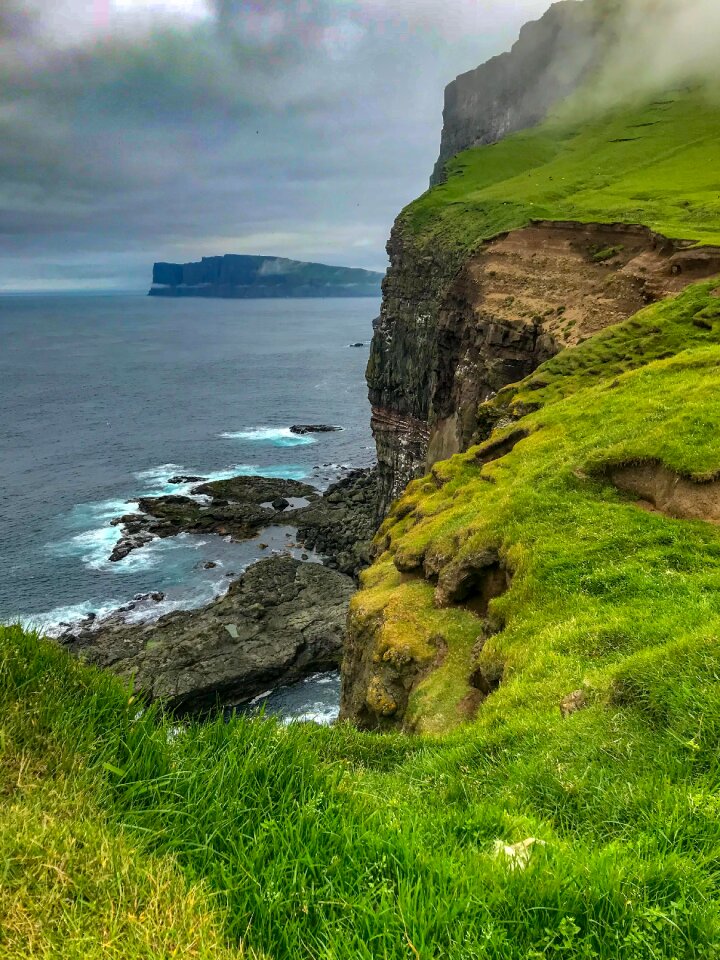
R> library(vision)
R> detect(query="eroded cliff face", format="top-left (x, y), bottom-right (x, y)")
top-left (430, 0), bottom-right (617, 186)
top-left (369, 219), bottom-right (720, 515)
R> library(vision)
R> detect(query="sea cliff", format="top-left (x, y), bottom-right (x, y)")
top-left (149, 254), bottom-right (383, 299)
top-left (349, 0), bottom-right (720, 728)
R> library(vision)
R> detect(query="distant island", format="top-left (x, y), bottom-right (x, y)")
top-left (149, 255), bottom-right (384, 298)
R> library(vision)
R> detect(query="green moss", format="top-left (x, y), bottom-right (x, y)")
top-left (591, 244), bottom-right (624, 262)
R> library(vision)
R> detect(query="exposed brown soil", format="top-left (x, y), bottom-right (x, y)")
top-left (428, 222), bottom-right (720, 465)
top-left (473, 221), bottom-right (720, 349)
top-left (609, 461), bottom-right (720, 524)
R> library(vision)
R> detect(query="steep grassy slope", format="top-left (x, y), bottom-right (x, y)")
top-left (349, 280), bottom-right (720, 733)
top-left (5, 279), bottom-right (720, 959)
top-left (406, 89), bottom-right (720, 255)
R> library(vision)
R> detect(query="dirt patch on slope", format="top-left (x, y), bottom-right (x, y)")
top-left (428, 222), bottom-right (720, 463)
top-left (472, 222), bottom-right (720, 350)
top-left (609, 461), bottom-right (720, 524)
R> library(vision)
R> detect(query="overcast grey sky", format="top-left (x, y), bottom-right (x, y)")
top-left (0, 0), bottom-right (552, 291)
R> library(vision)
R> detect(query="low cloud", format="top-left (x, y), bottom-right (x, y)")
top-left (0, 0), bottom-right (551, 289)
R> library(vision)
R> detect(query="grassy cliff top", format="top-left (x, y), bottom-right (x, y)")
top-left (404, 89), bottom-right (720, 253)
top-left (364, 280), bottom-right (720, 733)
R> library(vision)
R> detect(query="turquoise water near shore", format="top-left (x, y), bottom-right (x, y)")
top-left (0, 295), bottom-right (377, 646)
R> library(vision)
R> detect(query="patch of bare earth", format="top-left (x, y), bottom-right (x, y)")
top-left (429, 222), bottom-right (720, 462)
top-left (610, 461), bottom-right (720, 524)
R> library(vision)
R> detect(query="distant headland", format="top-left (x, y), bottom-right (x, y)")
top-left (149, 255), bottom-right (384, 298)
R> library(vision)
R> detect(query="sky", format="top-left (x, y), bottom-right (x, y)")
top-left (0, 0), bottom-right (552, 291)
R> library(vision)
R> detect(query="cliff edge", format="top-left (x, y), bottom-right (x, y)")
top-left (368, 91), bottom-right (720, 516)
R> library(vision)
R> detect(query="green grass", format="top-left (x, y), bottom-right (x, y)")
top-left (5, 279), bottom-right (720, 958)
top-left (403, 89), bottom-right (720, 259)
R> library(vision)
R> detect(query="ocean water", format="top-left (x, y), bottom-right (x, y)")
top-left (0, 294), bottom-right (377, 719)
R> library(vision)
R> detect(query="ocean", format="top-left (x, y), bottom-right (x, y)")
top-left (0, 293), bottom-right (378, 719)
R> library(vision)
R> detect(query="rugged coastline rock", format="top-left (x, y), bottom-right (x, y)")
top-left (109, 469), bottom-right (377, 579)
top-left (109, 476), bottom-right (319, 562)
top-left (73, 467), bottom-right (379, 713)
top-left (290, 468), bottom-right (378, 578)
top-left (60, 557), bottom-right (354, 714)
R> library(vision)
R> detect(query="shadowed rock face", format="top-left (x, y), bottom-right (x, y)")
top-left (61, 557), bottom-right (355, 715)
top-left (430, 0), bottom-right (617, 185)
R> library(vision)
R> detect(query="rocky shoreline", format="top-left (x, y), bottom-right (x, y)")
top-left (60, 466), bottom-right (378, 714)
top-left (107, 469), bottom-right (376, 577)
top-left (61, 556), bottom-right (355, 715)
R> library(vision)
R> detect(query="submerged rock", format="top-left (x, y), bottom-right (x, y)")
top-left (168, 475), bottom-right (207, 484)
top-left (60, 556), bottom-right (355, 715)
top-left (290, 424), bottom-right (343, 435)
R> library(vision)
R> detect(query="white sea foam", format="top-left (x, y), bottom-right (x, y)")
top-left (285, 704), bottom-right (340, 726)
top-left (219, 427), bottom-right (316, 447)
top-left (17, 599), bottom-right (121, 637)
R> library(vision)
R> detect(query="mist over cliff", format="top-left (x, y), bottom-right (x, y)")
top-left (433, 0), bottom-right (720, 184)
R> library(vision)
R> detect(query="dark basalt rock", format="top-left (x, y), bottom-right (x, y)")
top-left (168, 475), bottom-right (207, 485)
top-left (290, 424), bottom-right (343, 435)
top-left (107, 467), bottom-right (378, 580)
top-left (110, 531), bottom-right (156, 563)
top-left (108, 476), bottom-right (319, 563)
top-left (286, 468), bottom-right (378, 579)
top-left (192, 476), bottom-right (318, 502)
top-left (61, 557), bottom-right (355, 715)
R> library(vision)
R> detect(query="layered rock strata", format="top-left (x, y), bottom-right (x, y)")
top-left (369, 220), bottom-right (720, 515)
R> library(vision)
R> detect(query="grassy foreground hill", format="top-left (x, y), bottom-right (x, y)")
top-left (4, 91), bottom-right (720, 960)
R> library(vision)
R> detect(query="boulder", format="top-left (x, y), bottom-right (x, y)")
top-left (61, 557), bottom-right (355, 715)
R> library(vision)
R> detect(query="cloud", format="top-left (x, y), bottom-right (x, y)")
top-left (604, 0), bottom-right (720, 96)
top-left (2, 0), bottom-right (589, 290)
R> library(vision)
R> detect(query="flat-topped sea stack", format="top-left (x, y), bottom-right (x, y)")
top-left (149, 255), bottom-right (384, 299)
